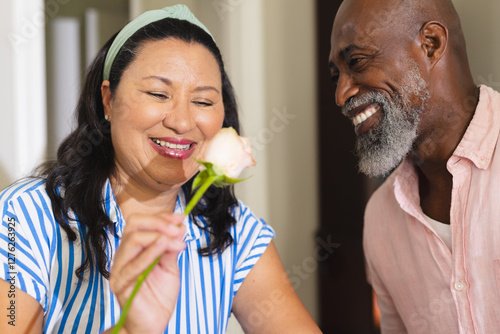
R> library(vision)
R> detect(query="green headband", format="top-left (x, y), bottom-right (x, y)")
top-left (102, 4), bottom-right (214, 81)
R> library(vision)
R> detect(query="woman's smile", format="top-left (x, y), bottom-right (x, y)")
top-left (149, 137), bottom-right (197, 160)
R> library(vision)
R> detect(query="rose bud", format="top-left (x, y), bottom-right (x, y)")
top-left (202, 127), bottom-right (256, 179)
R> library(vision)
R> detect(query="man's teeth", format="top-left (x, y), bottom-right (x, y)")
top-left (353, 105), bottom-right (380, 126)
top-left (152, 139), bottom-right (190, 150)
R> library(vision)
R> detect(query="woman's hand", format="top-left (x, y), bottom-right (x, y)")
top-left (109, 212), bottom-right (186, 333)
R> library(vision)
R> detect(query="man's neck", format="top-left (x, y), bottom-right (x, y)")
top-left (415, 165), bottom-right (452, 224)
top-left (409, 86), bottom-right (480, 224)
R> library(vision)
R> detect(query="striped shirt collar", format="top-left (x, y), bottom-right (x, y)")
top-left (102, 179), bottom-right (203, 242)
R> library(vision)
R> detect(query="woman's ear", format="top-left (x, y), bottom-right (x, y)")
top-left (101, 80), bottom-right (113, 120)
top-left (419, 21), bottom-right (448, 67)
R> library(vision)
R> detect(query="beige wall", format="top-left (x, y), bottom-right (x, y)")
top-left (453, 0), bottom-right (500, 90)
top-left (262, 0), bottom-right (318, 319)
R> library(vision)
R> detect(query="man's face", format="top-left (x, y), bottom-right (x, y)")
top-left (328, 0), bottom-right (430, 177)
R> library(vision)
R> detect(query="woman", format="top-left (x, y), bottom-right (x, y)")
top-left (0, 5), bottom-right (320, 334)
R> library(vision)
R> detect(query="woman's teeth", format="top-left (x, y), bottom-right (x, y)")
top-left (152, 139), bottom-right (190, 150)
top-left (353, 105), bottom-right (380, 126)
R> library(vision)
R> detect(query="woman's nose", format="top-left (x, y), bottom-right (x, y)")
top-left (162, 99), bottom-right (196, 134)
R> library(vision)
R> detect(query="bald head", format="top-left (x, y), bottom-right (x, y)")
top-left (333, 0), bottom-right (468, 63)
top-left (329, 0), bottom-right (474, 108)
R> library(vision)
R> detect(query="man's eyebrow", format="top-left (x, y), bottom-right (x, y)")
top-left (329, 44), bottom-right (359, 69)
top-left (339, 45), bottom-right (357, 58)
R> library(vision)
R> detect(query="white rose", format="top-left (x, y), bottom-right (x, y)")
top-left (202, 127), bottom-right (256, 179)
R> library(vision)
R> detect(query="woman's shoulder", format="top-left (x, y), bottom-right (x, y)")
top-left (227, 200), bottom-right (275, 281)
top-left (0, 178), bottom-right (47, 207)
top-left (230, 200), bottom-right (258, 221)
top-left (179, 188), bottom-right (275, 245)
top-left (229, 200), bottom-right (275, 240)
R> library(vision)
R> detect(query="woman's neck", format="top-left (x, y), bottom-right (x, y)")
top-left (110, 175), bottom-right (180, 219)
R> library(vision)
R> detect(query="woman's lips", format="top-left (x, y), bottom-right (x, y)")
top-left (149, 137), bottom-right (196, 160)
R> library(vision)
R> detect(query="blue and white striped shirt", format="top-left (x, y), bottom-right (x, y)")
top-left (0, 178), bottom-right (274, 333)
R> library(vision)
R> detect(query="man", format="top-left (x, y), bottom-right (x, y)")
top-left (329, 0), bottom-right (500, 332)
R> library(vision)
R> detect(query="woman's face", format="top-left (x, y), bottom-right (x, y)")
top-left (102, 38), bottom-right (225, 192)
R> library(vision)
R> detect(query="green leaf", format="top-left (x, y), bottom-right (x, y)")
top-left (194, 159), bottom-right (214, 170)
top-left (192, 170), bottom-right (208, 191)
top-left (192, 157), bottom-right (252, 187)
top-left (216, 175), bottom-right (252, 186)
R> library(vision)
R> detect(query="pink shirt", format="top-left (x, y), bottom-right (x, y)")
top-left (364, 86), bottom-right (500, 334)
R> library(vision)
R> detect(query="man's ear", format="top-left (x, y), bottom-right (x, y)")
top-left (101, 80), bottom-right (113, 117)
top-left (419, 21), bottom-right (448, 67)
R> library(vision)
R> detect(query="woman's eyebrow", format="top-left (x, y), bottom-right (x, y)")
top-left (142, 75), bottom-right (173, 85)
top-left (192, 86), bottom-right (220, 94)
top-left (142, 76), bottom-right (220, 94)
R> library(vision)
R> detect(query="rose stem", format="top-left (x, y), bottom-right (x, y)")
top-left (112, 174), bottom-right (221, 334)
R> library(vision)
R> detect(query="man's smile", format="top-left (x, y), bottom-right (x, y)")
top-left (344, 102), bottom-right (383, 135)
top-left (353, 105), bottom-right (381, 126)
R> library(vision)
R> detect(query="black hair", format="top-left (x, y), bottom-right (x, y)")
top-left (37, 18), bottom-right (240, 280)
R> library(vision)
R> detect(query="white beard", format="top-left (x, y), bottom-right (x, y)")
top-left (342, 64), bottom-right (429, 177)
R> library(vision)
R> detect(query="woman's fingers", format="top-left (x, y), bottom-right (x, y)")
top-left (115, 231), bottom-right (164, 264)
top-left (110, 234), bottom-right (184, 297)
top-left (118, 213), bottom-right (186, 264)
top-left (123, 213), bottom-right (185, 238)
top-left (113, 232), bottom-right (183, 279)
top-left (110, 213), bottom-right (186, 297)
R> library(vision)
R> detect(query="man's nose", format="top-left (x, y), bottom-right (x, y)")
top-left (335, 74), bottom-right (359, 107)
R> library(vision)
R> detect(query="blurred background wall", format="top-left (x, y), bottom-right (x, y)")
top-left (0, 0), bottom-right (47, 188)
top-left (0, 0), bottom-right (498, 333)
top-left (453, 0), bottom-right (500, 90)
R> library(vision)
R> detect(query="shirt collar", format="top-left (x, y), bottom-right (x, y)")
top-left (102, 179), bottom-right (125, 238)
top-left (392, 160), bottom-right (426, 221)
top-left (391, 86), bottom-right (500, 223)
top-left (103, 180), bottom-right (203, 242)
top-left (175, 187), bottom-right (204, 243)
top-left (451, 85), bottom-right (500, 170)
